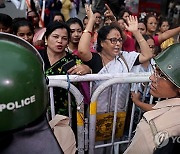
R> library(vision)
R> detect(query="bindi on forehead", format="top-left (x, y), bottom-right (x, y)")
top-left (108, 30), bottom-right (121, 37)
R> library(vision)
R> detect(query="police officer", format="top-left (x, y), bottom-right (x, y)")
top-left (124, 43), bottom-right (180, 154)
top-left (0, 32), bottom-right (63, 154)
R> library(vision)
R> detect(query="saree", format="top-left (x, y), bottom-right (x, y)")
top-left (93, 51), bottom-right (139, 113)
top-left (46, 53), bottom-right (81, 116)
top-left (93, 51), bottom-right (139, 141)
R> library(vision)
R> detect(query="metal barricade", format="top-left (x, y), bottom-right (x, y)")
top-left (48, 79), bottom-right (85, 154)
top-left (89, 73), bottom-right (151, 154)
top-left (47, 73), bottom-right (152, 154)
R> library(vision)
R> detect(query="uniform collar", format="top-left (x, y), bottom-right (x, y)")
top-left (143, 98), bottom-right (180, 123)
top-left (153, 98), bottom-right (180, 109)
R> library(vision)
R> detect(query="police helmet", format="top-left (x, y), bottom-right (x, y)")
top-left (154, 43), bottom-right (180, 88)
top-left (0, 32), bottom-right (48, 132)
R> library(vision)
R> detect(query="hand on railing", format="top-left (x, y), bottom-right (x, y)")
top-left (67, 64), bottom-right (91, 75)
top-left (131, 91), bottom-right (141, 105)
top-left (131, 91), bottom-right (154, 111)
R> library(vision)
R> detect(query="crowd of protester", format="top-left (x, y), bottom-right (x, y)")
top-left (0, 0), bottom-right (180, 153)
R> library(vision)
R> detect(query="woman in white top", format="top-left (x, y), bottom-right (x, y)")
top-left (78, 5), bottom-right (153, 113)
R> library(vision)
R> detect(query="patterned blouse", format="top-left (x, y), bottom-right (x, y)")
top-left (39, 50), bottom-right (82, 116)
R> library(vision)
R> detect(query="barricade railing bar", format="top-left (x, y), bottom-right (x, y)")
top-left (48, 72), bottom-right (151, 82)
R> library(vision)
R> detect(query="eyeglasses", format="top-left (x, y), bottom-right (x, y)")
top-left (154, 69), bottom-right (168, 81)
top-left (106, 37), bottom-right (123, 44)
top-left (151, 64), bottom-right (168, 82)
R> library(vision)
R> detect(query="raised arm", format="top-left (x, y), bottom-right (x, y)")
top-left (158, 26), bottom-right (180, 44)
top-left (78, 5), bottom-right (95, 62)
top-left (125, 16), bottom-right (153, 63)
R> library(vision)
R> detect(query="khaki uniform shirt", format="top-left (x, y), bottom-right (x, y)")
top-left (124, 98), bottom-right (180, 154)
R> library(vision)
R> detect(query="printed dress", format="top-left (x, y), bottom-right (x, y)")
top-left (45, 52), bottom-right (82, 116)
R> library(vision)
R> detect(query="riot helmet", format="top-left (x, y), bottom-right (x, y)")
top-left (0, 32), bottom-right (48, 132)
top-left (154, 43), bottom-right (180, 88)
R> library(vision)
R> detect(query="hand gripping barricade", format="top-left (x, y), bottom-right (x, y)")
top-left (0, 32), bottom-right (63, 154)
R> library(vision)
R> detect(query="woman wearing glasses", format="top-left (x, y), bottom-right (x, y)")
top-left (124, 43), bottom-right (180, 154)
top-left (78, 5), bottom-right (153, 113)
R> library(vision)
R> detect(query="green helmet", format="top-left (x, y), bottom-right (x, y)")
top-left (154, 43), bottom-right (180, 88)
top-left (0, 32), bottom-right (48, 132)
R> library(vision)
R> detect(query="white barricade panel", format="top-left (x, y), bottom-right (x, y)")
top-left (47, 73), bottom-right (161, 154)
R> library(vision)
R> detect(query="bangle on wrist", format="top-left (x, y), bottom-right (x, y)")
top-left (138, 39), bottom-right (145, 43)
top-left (83, 30), bottom-right (93, 36)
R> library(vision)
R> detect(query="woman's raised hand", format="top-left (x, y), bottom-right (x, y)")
top-left (104, 4), bottom-right (116, 22)
top-left (104, 4), bottom-right (113, 18)
top-left (85, 4), bottom-right (95, 21)
top-left (124, 15), bottom-right (138, 33)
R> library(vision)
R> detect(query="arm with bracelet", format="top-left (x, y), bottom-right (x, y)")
top-left (78, 5), bottom-right (95, 62)
top-left (83, 29), bottom-right (93, 36)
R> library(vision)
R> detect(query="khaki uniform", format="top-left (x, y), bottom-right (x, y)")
top-left (124, 98), bottom-right (180, 154)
